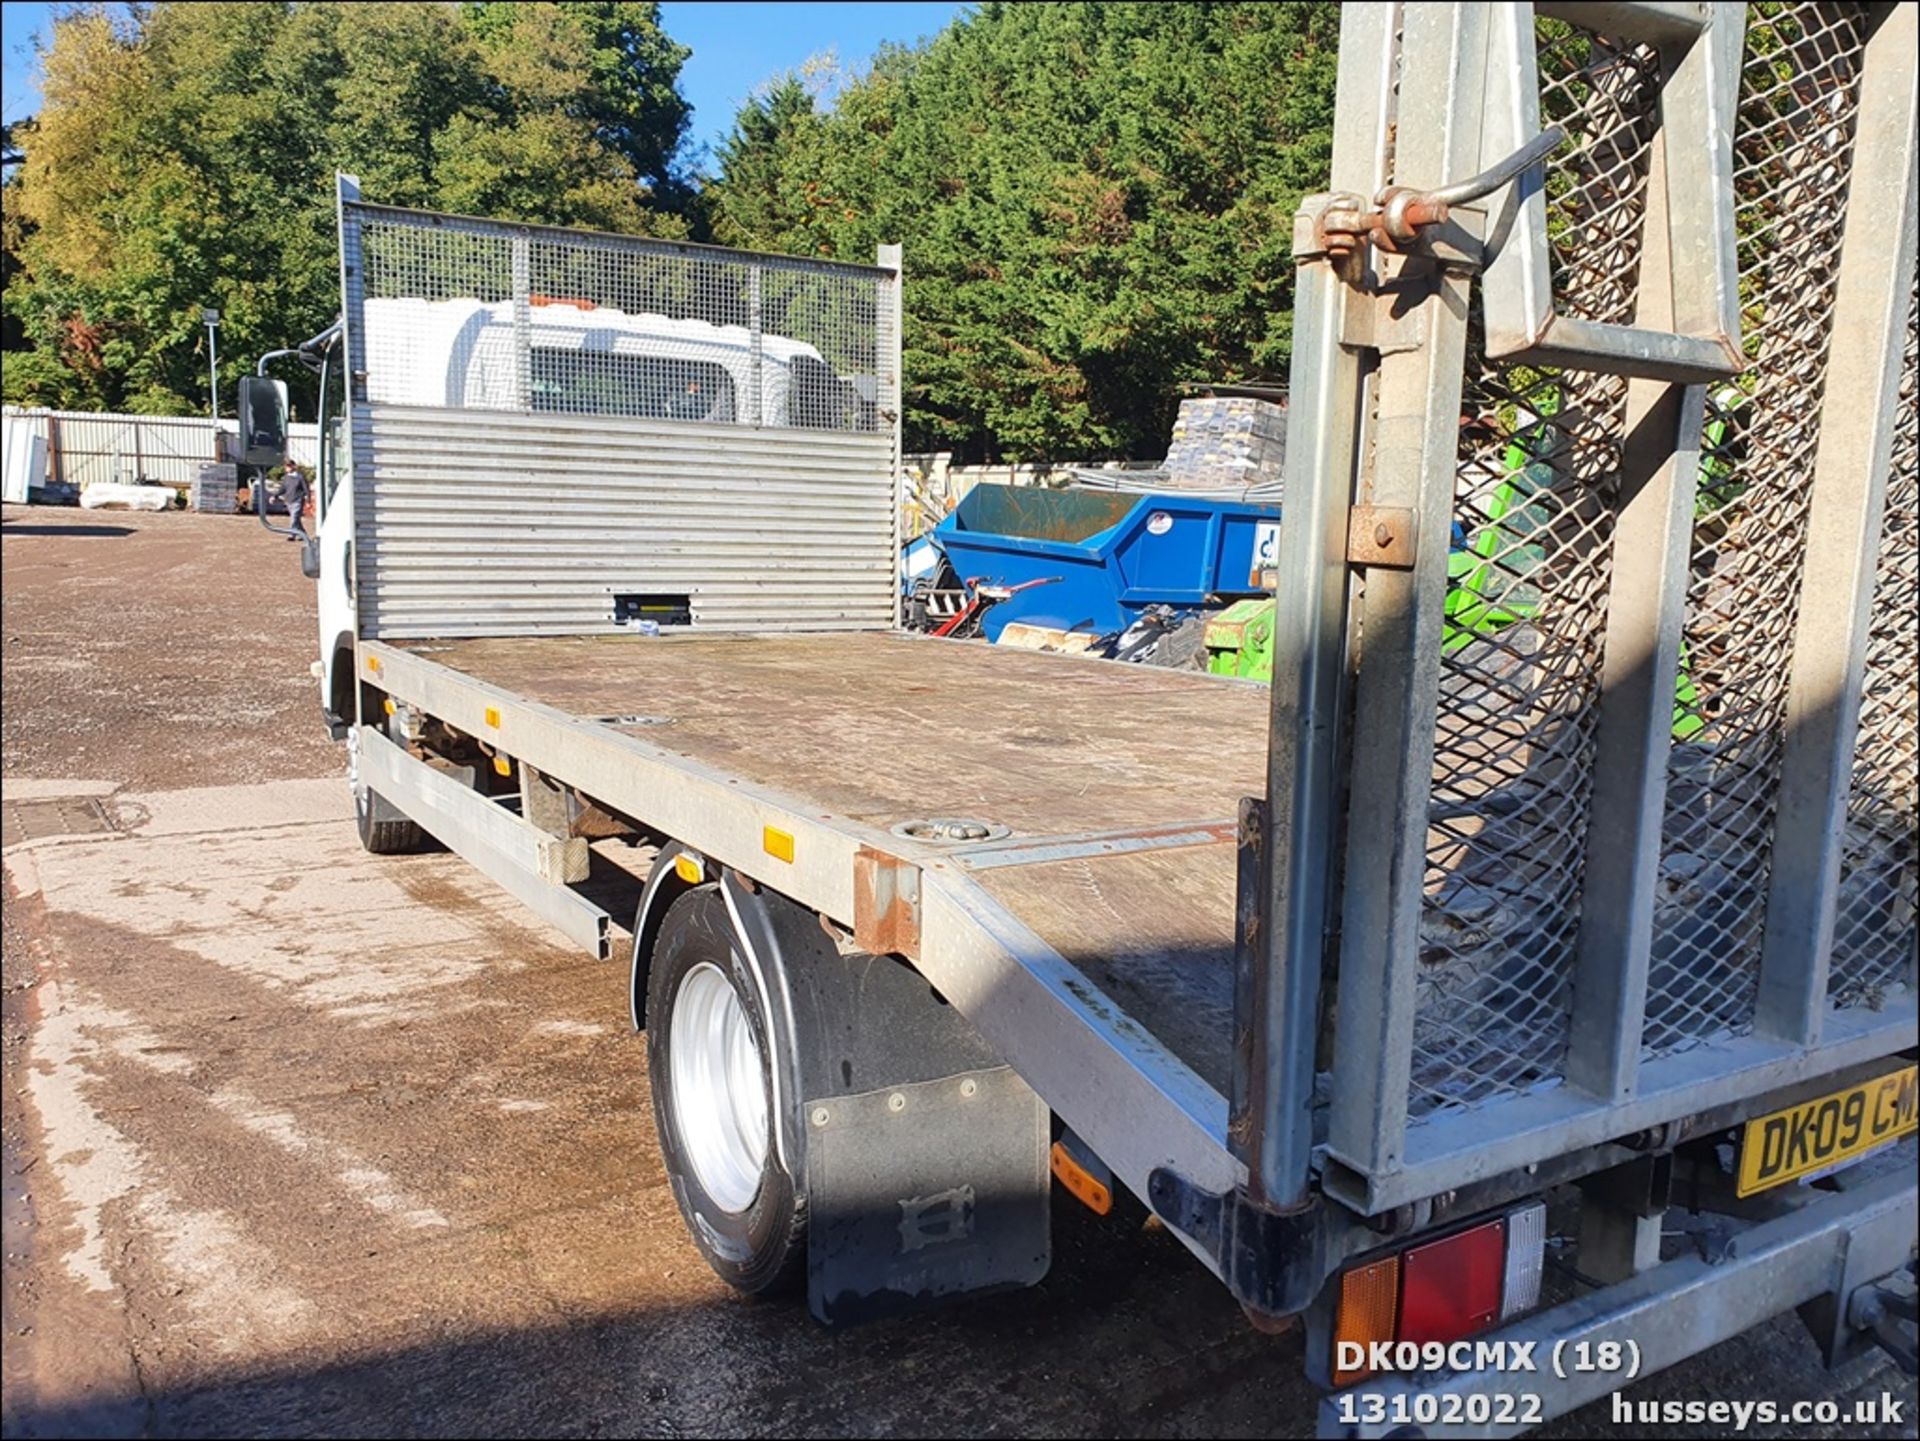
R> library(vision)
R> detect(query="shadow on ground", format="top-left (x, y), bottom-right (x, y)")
top-left (0, 524), bottom-right (135, 538)
top-left (0, 1194), bottom-right (1310, 1441)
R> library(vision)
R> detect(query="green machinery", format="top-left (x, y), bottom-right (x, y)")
top-left (1204, 597), bottom-right (1277, 680)
top-left (1206, 426), bottom-right (1713, 739)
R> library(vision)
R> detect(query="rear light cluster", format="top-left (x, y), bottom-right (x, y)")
top-left (1332, 1201), bottom-right (1547, 1386)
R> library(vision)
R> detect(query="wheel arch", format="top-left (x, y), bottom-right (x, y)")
top-left (326, 630), bottom-right (357, 739)
top-left (636, 857), bottom-right (1052, 1324)
top-left (634, 852), bottom-right (809, 1179)
top-left (629, 842), bottom-right (703, 1033)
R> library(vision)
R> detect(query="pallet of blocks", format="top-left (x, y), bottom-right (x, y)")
top-left (192, 462), bottom-right (238, 514)
top-left (1161, 396), bottom-right (1287, 491)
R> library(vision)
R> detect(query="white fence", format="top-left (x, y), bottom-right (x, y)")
top-left (2, 406), bottom-right (321, 502)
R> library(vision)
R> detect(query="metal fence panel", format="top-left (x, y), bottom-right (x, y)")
top-left (45, 412), bottom-right (214, 490)
top-left (2, 406), bottom-right (320, 492)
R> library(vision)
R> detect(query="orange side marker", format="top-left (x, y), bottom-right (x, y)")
top-left (1050, 1140), bottom-right (1113, 1216)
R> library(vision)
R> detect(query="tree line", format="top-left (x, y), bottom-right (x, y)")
top-left (2, 1), bottom-right (1338, 459)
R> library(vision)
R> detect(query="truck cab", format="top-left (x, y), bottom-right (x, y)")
top-left (360, 295), bottom-right (870, 428)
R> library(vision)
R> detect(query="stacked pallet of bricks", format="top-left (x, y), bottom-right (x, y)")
top-left (191, 462), bottom-right (237, 514)
top-left (1160, 396), bottom-right (1287, 491)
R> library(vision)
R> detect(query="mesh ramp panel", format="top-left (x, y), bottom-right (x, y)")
top-left (1829, 289), bottom-right (1918, 1011)
top-left (1643, 1), bottom-right (1870, 1060)
top-left (1408, 17), bottom-right (1661, 1117)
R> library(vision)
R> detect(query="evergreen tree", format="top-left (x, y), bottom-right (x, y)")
top-left (709, 2), bottom-right (1340, 461)
top-left (2, 2), bottom-right (694, 414)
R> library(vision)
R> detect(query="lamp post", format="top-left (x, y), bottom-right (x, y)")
top-left (203, 308), bottom-right (221, 420)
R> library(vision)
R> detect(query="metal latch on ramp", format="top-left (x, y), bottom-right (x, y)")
top-left (1298, 2), bottom-right (1747, 384)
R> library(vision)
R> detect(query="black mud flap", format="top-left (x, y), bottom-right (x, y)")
top-left (739, 880), bottom-right (1052, 1325)
top-left (806, 1064), bottom-right (1049, 1325)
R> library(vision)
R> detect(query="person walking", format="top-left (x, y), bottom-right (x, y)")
top-left (280, 462), bottom-right (310, 541)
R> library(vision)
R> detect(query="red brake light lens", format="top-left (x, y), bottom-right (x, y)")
top-left (1330, 1203), bottom-right (1548, 1388)
top-left (1395, 1217), bottom-right (1506, 1345)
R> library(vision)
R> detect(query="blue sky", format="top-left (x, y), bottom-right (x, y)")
top-left (664, 2), bottom-right (963, 166)
top-left (1, 2), bottom-right (966, 160)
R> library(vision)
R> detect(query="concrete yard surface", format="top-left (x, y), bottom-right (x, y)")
top-left (2, 505), bottom-right (1914, 1438)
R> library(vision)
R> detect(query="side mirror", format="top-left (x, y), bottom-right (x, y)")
top-left (237, 376), bottom-right (290, 467)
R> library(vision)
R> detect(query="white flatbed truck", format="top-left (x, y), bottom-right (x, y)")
top-left (241, 3), bottom-right (1916, 1432)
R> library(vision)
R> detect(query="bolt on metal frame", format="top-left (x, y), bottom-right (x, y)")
top-left (1239, 0), bottom-right (1400, 1212)
top-left (1327, 0), bottom-right (1503, 1190)
top-left (342, 200), bottom-right (892, 430)
top-left (1264, 1), bottom-right (1918, 1217)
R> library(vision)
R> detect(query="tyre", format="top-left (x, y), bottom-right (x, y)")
top-left (1148, 613), bottom-right (1210, 670)
top-left (647, 886), bottom-right (806, 1296)
top-left (346, 723), bottom-right (423, 855)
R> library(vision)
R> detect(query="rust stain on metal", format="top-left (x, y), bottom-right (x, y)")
top-left (1346, 505), bottom-right (1417, 568)
top-left (853, 847), bottom-right (921, 959)
top-left (960, 486), bottom-right (1137, 543)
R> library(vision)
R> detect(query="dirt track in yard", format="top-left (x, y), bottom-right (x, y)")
top-left (2, 508), bottom-right (339, 790)
top-left (2, 502), bottom-right (1913, 1439)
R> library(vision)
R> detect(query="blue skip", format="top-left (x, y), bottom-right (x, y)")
top-left (927, 485), bottom-right (1281, 641)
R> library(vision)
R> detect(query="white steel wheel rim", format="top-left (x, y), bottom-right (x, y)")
top-left (669, 960), bottom-right (770, 1214)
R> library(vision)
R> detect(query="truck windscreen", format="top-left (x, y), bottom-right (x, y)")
top-left (529, 349), bottom-right (737, 423)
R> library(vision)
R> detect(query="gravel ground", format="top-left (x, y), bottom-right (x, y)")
top-left (1, 508), bottom-right (338, 790)
top-left (1, 503), bottom-right (1912, 1439)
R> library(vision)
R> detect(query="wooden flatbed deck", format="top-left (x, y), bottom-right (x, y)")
top-left (395, 631), bottom-right (1269, 1092)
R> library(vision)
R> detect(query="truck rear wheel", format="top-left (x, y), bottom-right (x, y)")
top-left (347, 723), bottom-right (423, 855)
top-left (647, 887), bottom-right (806, 1296)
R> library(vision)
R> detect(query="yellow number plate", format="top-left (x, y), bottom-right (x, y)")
top-left (1736, 1065), bottom-right (1918, 1197)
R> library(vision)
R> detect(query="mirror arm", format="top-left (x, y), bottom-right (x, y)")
top-left (257, 320), bottom-right (341, 378)
top-left (297, 318), bottom-right (344, 354)
top-left (254, 484), bottom-right (303, 540)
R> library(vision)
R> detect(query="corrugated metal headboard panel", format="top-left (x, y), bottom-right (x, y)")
top-left (354, 405), bottom-right (896, 637)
